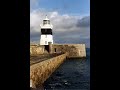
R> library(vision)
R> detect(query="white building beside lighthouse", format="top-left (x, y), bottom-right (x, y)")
top-left (40, 15), bottom-right (53, 45)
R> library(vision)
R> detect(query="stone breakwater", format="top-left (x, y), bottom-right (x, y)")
top-left (30, 53), bottom-right (68, 88)
top-left (30, 44), bottom-right (86, 58)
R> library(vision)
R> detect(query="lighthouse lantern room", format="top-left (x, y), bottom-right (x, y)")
top-left (40, 15), bottom-right (53, 45)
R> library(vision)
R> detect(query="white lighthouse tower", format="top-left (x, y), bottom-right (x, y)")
top-left (40, 15), bottom-right (53, 45)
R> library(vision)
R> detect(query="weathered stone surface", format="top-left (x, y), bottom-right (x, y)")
top-left (30, 53), bottom-right (63, 65)
top-left (51, 44), bottom-right (86, 58)
top-left (30, 44), bottom-right (86, 58)
top-left (30, 45), bottom-right (45, 55)
top-left (30, 53), bottom-right (68, 88)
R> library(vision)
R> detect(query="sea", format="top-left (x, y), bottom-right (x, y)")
top-left (44, 48), bottom-right (90, 90)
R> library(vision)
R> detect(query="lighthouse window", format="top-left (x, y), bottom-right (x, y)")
top-left (48, 20), bottom-right (50, 24)
top-left (45, 41), bottom-right (47, 44)
top-left (43, 20), bottom-right (47, 24)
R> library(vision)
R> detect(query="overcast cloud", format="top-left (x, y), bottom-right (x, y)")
top-left (30, 10), bottom-right (90, 48)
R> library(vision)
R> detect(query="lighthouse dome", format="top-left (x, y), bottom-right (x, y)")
top-left (43, 15), bottom-right (49, 20)
top-left (40, 15), bottom-right (53, 29)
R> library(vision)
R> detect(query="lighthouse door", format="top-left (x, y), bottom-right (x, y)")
top-left (54, 48), bottom-right (56, 52)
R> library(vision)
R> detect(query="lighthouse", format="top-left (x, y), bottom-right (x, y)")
top-left (40, 15), bottom-right (53, 45)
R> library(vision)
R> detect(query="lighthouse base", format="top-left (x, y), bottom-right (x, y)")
top-left (40, 35), bottom-right (53, 45)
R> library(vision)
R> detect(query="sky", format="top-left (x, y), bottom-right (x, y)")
top-left (30, 0), bottom-right (90, 48)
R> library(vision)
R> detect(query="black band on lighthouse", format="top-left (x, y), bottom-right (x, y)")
top-left (41, 29), bottom-right (52, 35)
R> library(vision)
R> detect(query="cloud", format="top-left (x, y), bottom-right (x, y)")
top-left (76, 16), bottom-right (90, 27)
top-left (30, 9), bottom-right (90, 48)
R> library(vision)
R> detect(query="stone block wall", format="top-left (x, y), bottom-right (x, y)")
top-left (30, 53), bottom-right (68, 88)
top-left (52, 44), bottom-right (86, 58)
top-left (30, 45), bottom-right (45, 55)
top-left (30, 44), bottom-right (86, 58)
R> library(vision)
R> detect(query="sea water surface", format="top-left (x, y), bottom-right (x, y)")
top-left (44, 48), bottom-right (90, 90)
